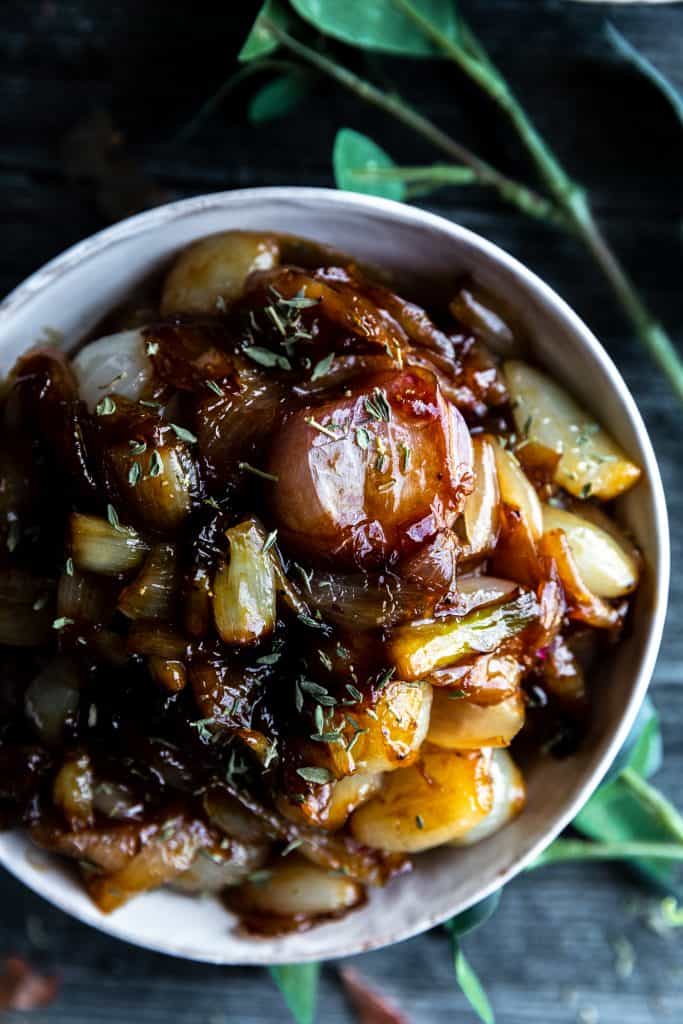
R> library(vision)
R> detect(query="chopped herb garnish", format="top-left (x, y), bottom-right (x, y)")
top-left (170, 423), bottom-right (198, 444)
top-left (415, 814), bottom-right (425, 830)
top-left (244, 345), bottom-right (292, 371)
top-left (263, 738), bottom-right (278, 769)
top-left (256, 651), bottom-right (281, 666)
top-left (205, 379), bottom-right (224, 396)
top-left (580, 482), bottom-right (593, 499)
top-left (400, 444), bottom-right (411, 472)
top-left (377, 478), bottom-right (396, 493)
top-left (128, 461), bottom-right (141, 487)
top-left (262, 529), bottom-right (278, 554)
top-left (106, 504), bottom-right (133, 535)
top-left (52, 616), bottom-right (74, 630)
top-left (204, 496), bottom-right (222, 511)
top-left (364, 387), bottom-right (392, 422)
top-left (238, 462), bottom-right (279, 483)
top-left (375, 453), bottom-right (388, 473)
top-left (96, 395), bottom-right (116, 416)
top-left (281, 838), bottom-right (303, 857)
top-left (149, 450), bottom-right (164, 478)
top-left (305, 415), bottom-right (339, 440)
top-left (314, 705), bottom-right (325, 734)
top-left (139, 399), bottom-right (162, 409)
top-left (129, 439), bottom-right (147, 456)
top-left (522, 415), bottom-right (533, 438)
top-left (356, 426), bottom-right (371, 449)
top-left (345, 683), bottom-right (363, 703)
top-left (189, 717), bottom-right (216, 743)
top-left (447, 689), bottom-right (468, 700)
top-left (146, 340), bottom-right (159, 356)
top-left (318, 650), bottom-right (333, 671)
top-left (296, 766), bottom-right (333, 784)
top-left (65, 557), bottom-right (74, 577)
top-left (248, 869), bottom-right (272, 886)
top-left (298, 613), bottom-right (327, 631)
top-left (32, 593), bottom-right (49, 611)
top-left (294, 679), bottom-right (304, 713)
top-left (376, 666), bottom-right (396, 689)
top-left (311, 351), bottom-right (335, 381)
top-left (311, 731), bottom-right (344, 745)
top-left (294, 563), bottom-right (314, 592)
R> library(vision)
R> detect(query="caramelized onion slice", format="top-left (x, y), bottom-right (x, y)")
top-left (224, 854), bottom-right (363, 920)
top-left (388, 591), bottom-right (538, 680)
top-left (450, 284), bottom-right (521, 356)
top-left (161, 231), bottom-right (281, 315)
top-left (453, 749), bottom-right (525, 846)
top-left (538, 529), bottom-right (619, 629)
top-left (173, 841), bottom-right (269, 893)
top-left (70, 512), bottom-right (148, 576)
top-left (212, 519), bottom-right (277, 644)
top-left (541, 505), bottom-right (639, 599)
top-left (52, 751), bottom-right (94, 831)
top-left (462, 436), bottom-right (500, 564)
top-left (350, 747), bottom-right (493, 853)
top-left (427, 690), bottom-right (525, 749)
top-left (72, 329), bottom-right (152, 411)
top-left (278, 773), bottom-right (383, 832)
top-left (118, 543), bottom-right (179, 620)
top-left (24, 658), bottom-right (81, 747)
top-left (504, 360), bottom-right (641, 500)
top-left (492, 442), bottom-right (543, 540)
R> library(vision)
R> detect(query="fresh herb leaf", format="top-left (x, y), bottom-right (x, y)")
top-left (128, 461), bottom-right (141, 486)
top-left (311, 351), bottom-right (335, 381)
top-left (129, 439), bottom-right (147, 456)
top-left (268, 963), bottom-right (319, 1024)
top-left (262, 530), bottom-right (278, 553)
top-left (248, 71), bottom-right (309, 123)
top-left (244, 345), bottom-right (292, 370)
top-left (205, 379), bottom-right (224, 396)
top-left (415, 814), bottom-right (424, 829)
top-left (607, 23), bottom-right (683, 128)
top-left (96, 395), bottom-right (116, 416)
top-left (364, 387), bottom-right (392, 422)
top-left (452, 939), bottom-right (495, 1024)
top-left (333, 128), bottom-right (406, 201)
top-left (149, 450), bottom-right (164, 478)
top-left (65, 557), bottom-right (74, 577)
top-left (290, 0), bottom-right (460, 58)
top-left (170, 423), bottom-right (198, 444)
top-left (52, 616), bottom-right (74, 630)
top-left (106, 504), bottom-right (133, 535)
top-left (296, 766), bottom-right (333, 784)
top-left (239, 0), bottom-right (290, 63)
top-left (355, 426), bottom-right (371, 449)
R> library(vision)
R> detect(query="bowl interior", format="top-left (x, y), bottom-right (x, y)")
top-left (0, 188), bottom-right (668, 963)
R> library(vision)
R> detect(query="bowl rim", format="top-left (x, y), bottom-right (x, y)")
top-left (0, 186), bottom-right (670, 964)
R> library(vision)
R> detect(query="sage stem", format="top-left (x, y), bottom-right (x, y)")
top-left (532, 839), bottom-right (683, 868)
top-left (392, 0), bottom-right (683, 402)
top-left (261, 16), bottom-right (564, 226)
top-left (620, 767), bottom-right (683, 843)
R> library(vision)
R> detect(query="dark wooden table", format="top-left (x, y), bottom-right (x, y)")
top-left (1, 2), bottom-right (681, 1021)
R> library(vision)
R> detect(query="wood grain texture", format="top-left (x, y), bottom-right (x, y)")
top-left (0, 1), bottom-right (681, 1021)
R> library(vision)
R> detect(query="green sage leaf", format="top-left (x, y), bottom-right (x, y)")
top-left (607, 23), bottom-right (683, 128)
top-left (451, 937), bottom-right (495, 1024)
top-left (568, 698), bottom-right (682, 898)
top-left (248, 72), bottom-right (310, 123)
top-left (445, 889), bottom-right (501, 939)
top-left (289, 0), bottom-right (459, 57)
top-left (269, 963), bottom-right (319, 1024)
top-left (333, 129), bottom-right (405, 201)
top-left (239, 0), bottom-right (291, 63)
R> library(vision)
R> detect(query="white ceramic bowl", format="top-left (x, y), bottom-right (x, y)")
top-left (0, 188), bottom-right (669, 964)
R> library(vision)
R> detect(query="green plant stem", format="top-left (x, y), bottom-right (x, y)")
top-left (175, 59), bottom-right (297, 142)
top-left (620, 767), bottom-right (683, 843)
top-left (350, 163), bottom-right (477, 185)
top-left (533, 839), bottom-right (683, 868)
top-left (261, 15), bottom-right (563, 226)
top-left (392, 0), bottom-right (683, 402)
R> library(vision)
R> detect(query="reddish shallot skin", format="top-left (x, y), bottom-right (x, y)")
top-left (267, 367), bottom-right (473, 568)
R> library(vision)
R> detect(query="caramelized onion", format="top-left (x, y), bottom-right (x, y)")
top-left (70, 513), bottom-right (148, 576)
top-left (118, 543), bottom-right (179, 620)
top-left (52, 751), bottom-right (94, 831)
top-left (212, 519), bottom-right (277, 644)
top-left (24, 658), bottom-right (81, 747)
top-left (267, 367), bottom-right (473, 567)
